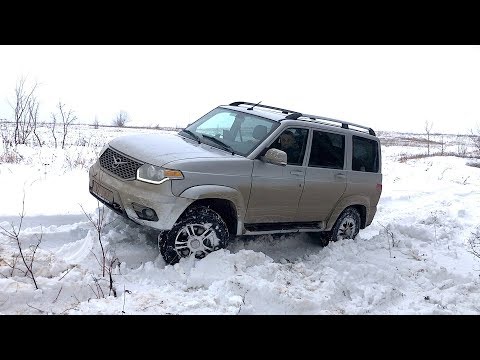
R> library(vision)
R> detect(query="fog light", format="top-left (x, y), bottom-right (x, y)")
top-left (131, 203), bottom-right (158, 221)
top-left (143, 208), bottom-right (155, 218)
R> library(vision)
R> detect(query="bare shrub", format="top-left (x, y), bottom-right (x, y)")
top-left (399, 151), bottom-right (476, 163)
top-left (51, 102), bottom-right (77, 149)
top-left (75, 137), bottom-right (87, 147)
top-left (0, 148), bottom-right (23, 164)
top-left (65, 152), bottom-right (89, 170)
top-left (74, 132), bottom-right (93, 148)
top-left (89, 275), bottom-right (105, 299)
top-left (0, 121), bottom-right (13, 148)
top-left (471, 126), bottom-right (480, 156)
top-left (467, 226), bottom-right (480, 259)
top-left (0, 122), bottom-right (22, 163)
top-left (425, 121), bottom-right (433, 156)
top-left (50, 114), bottom-right (58, 148)
top-left (379, 223), bottom-right (397, 258)
top-left (430, 210), bottom-right (444, 245)
top-left (105, 252), bottom-right (119, 297)
top-left (122, 285), bottom-right (132, 314)
top-left (438, 166), bottom-right (451, 180)
top-left (0, 193), bottom-right (41, 289)
top-left (9, 77), bottom-right (40, 146)
top-left (112, 111), bottom-right (129, 127)
top-left (440, 151), bottom-right (476, 158)
top-left (466, 161), bottom-right (480, 168)
top-left (81, 202), bottom-right (108, 277)
top-left (399, 153), bottom-right (431, 163)
top-left (457, 135), bottom-right (468, 156)
top-left (80, 199), bottom-right (119, 297)
top-left (30, 100), bottom-right (42, 147)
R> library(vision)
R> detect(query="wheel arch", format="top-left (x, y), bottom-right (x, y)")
top-left (178, 185), bottom-right (245, 236)
top-left (326, 195), bottom-right (370, 230)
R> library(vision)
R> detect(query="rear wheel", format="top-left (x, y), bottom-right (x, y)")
top-left (329, 207), bottom-right (361, 242)
top-left (159, 206), bottom-right (229, 265)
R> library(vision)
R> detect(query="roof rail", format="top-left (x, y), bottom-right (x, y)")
top-left (229, 101), bottom-right (297, 115)
top-left (284, 112), bottom-right (376, 136)
top-left (285, 112), bottom-right (303, 119)
top-left (229, 101), bottom-right (376, 136)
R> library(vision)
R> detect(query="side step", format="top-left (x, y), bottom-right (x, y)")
top-left (243, 221), bottom-right (325, 236)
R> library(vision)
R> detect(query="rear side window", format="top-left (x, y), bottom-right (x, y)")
top-left (352, 136), bottom-right (379, 173)
top-left (308, 131), bottom-right (345, 169)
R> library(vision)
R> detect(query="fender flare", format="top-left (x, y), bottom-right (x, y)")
top-left (326, 195), bottom-right (370, 230)
top-left (178, 185), bottom-right (246, 224)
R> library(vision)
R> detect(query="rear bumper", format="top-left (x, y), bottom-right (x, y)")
top-left (365, 205), bottom-right (377, 227)
top-left (88, 162), bottom-right (193, 230)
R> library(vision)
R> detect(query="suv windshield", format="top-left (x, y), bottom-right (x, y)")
top-left (181, 107), bottom-right (279, 156)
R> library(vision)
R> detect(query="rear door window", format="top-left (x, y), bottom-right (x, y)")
top-left (308, 130), bottom-right (345, 169)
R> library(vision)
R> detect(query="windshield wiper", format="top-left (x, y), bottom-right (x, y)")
top-left (179, 129), bottom-right (201, 144)
top-left (201, 134), bottom-right (236, 155)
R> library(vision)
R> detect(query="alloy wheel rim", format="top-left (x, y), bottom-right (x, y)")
top-left (337, 216), bottom-right (357, 240)
top-left (174, 223), bottom-right (220, 258)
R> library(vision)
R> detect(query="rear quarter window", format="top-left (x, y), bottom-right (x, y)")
top-left (352, 136), bottom-right (379, 173)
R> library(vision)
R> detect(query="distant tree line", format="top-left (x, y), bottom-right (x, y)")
top-left (0, 76), bottom-right (134, 153)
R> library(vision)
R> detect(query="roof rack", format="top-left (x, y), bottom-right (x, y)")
top-left (229, 101), bottom-right (375, 136)
top-left (285, 112), bottom-right (375, 136)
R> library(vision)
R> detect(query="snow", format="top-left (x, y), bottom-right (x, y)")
top-left (1, 126), bottom-right (480, 314)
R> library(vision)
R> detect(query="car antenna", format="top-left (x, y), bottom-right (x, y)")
top-left (247, 100), bottom-right (262, 110)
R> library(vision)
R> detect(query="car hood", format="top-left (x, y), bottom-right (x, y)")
top-left (108, 133), bottom-right (234, 166)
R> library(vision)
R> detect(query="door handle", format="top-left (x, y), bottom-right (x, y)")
top-left (290, 170), bottom-right (304, 176)
top-left (335, 173), bottom-right (346, 179)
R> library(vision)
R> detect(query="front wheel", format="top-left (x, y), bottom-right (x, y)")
top-left (159, 206), bottom-right (229, 265)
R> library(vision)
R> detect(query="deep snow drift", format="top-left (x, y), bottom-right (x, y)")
top-left (1, 126), bottom-right (479, 314)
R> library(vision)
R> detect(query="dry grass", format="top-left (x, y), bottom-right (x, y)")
top-left (404, 137), bottom-right (443, 145)
top-left (399, 151), bottom-right (478, 163)
top-left (379, 135), bottom-right (443, 147)
top-left (64, 152), bottom-right (92, 170)
top-left (466, 161), bottom-right (480, 168)
top-left (378, 132), bottom-right (474, 147)
top-left (0, 150), bottom-right (23, 163)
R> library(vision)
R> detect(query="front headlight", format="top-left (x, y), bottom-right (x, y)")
top-left (136, 164), bottom-right (184, 184)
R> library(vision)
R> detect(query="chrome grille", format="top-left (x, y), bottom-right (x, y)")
top-left (99, 147), bottom-right (142, 180)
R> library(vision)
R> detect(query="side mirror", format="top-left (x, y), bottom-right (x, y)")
top-left (262, 148), bottom-right (287, 166)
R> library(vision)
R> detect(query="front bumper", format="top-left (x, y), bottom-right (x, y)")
top-left (88, 162), bottom-right (193, 230)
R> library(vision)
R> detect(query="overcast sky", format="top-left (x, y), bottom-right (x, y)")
top-left (1, 45), bottom-right (479, 134)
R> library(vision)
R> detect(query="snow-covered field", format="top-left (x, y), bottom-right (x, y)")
top-left (1, 125), bottom-right (480, 314)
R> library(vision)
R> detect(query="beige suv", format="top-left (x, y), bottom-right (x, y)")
top-left (89, 101), bottom-right (382, 264)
